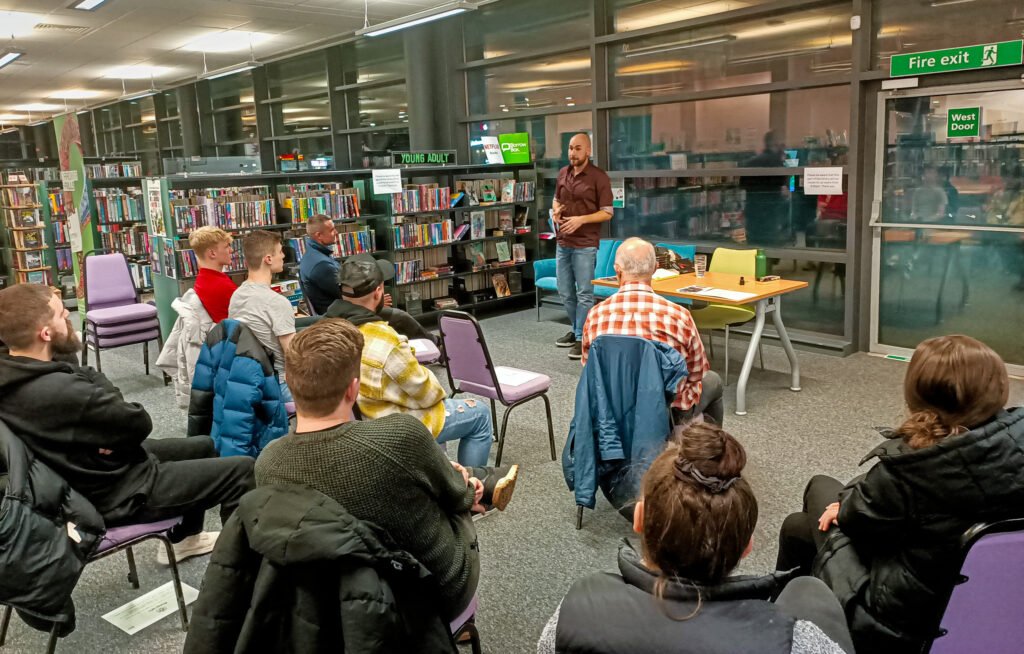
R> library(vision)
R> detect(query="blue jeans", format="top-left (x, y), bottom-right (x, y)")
top-left (279, 378), bottom-right (293, 403)
top-left (436, 398), bottom-right (493, 467)
top-left (556, 244), bottom-right (598, 339)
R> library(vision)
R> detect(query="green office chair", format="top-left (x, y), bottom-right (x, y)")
top-left (690, 247), bottom-right (764, 385)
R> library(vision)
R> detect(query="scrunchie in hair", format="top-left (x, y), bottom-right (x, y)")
top-left (674, 457), bottom-right (740, 494)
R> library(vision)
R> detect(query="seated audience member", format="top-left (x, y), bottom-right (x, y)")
top-left (581, 237), bottom-right (723, 425)
top-left (777, 334), bottom-right (1023, 653)
top-left (328, 254), bottom-right (494, 466)
top-left (0, 286), bottom-right (78, 365)
top-left (228, 230), bottom-right (295, 400)
top-left (189, 226), bottom-right (237, 323)
top-left (0, 284), bottom-right (255, 562)
top-left (539, 424), bottom-right (852, 654)
top-left (255, 319), bottom-right (518, 622)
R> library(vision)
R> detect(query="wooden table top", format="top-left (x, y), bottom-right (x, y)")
top-left (593, 272), bottom-right (809, 306)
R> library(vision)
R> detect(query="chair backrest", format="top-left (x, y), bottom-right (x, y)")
top-left (84, 250), bottom-right (138, 311)
top-left (299, 282), bottom-right (319, 316)
top-left (594, 239), bottom-right (623, 278)
top-left (437, 310), bottom-right (502, 400)
top-left (709, 247), bottom-right (756, 276)
top-left (927, 518), bottom-right (1024, 653)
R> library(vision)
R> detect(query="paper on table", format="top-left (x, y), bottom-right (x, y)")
top-left (495, 366), bottom-right (541, 387)
top-left (693, 288), bottom-right (757, 301)
top-left (102, 581), bottom-right (199, 635)
top-left (652, 268), bottom-right (679, 280)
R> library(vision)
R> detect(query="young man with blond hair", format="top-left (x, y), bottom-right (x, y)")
top-left (255, 319), bottom-right (516, 623)
top-left (228, 230), bottom-right (296, 399)
top-left (189, 225), bottom-right (237, 323)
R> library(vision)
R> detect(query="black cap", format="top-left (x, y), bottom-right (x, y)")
top-left (338, 254), bottom-right (395, 297)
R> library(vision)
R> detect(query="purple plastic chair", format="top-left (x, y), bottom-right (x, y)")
top-left (438, 310), bottom-right (555, 466)
top-left (449, 595), bottom-right (481, 654)
top-left (80, 249), bottom-right (162, 376)
top-left (926, 517), bottom-right (1024, 653)
top-left (0, 517), bottom-right (188, 653)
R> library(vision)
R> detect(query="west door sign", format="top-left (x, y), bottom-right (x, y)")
top-left (947, 108), bottom-right (981, 138)
top-left (890, 40), bottom-right (1023, 77)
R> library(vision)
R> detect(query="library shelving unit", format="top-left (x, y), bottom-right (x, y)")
top-left (0, 173), bottom-right (51, 288)
top-left (143, 162), bottom-right (538, 336)
top-left (38, 181), bottom-right (74, 294)
top-left (90, 176), bottom-right (152, 292)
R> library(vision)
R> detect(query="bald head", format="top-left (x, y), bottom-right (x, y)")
top-left (614, 237), bottom-right (657, 283)
top-left (568, 132), bottom-right (592, 169)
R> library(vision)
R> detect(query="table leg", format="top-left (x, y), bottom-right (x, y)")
top-left (772, 295), bottom-right (801, 393)
top-left (734, 300), bottom-right (766, 416)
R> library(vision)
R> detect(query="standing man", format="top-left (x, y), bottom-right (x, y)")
top-left (189, 226), bottom-right (237, 323)
top-left (553, 133), bottom-right (613, 360)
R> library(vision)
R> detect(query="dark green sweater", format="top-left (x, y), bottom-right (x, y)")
top-left (254, 412), bottom-right (478, 617)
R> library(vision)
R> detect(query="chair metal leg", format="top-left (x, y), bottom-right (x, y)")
top-left (45, 623), bottom-right (58, 654)
top-left (495, 406), bottom-right (511, 467)
top-left (535, 287), bottom-right (541, 321)
top-left (160, 537), bottom-right (189, 632)
top-left (723, 325), bottom-right (730, 386)
top-left (576, 505), bottom-right (584, 530)
top-left (541, 393), bottom-right (556, 461)
top-left (758, 342), bottom-right (765, 371)
top-left (706, 330), bottom-right (715, 359)
top-left (125, 546), bottom-right (139, 589)
top-left (489, 400), bottom-right (498, 443)
top-left (143, 341), bottom-right (150, 376)
top-left (0, 604), bottom-right (11, 645)
top-left (456, 621), bottom-right (482, 654)
top-left (94, 341), bottom-right (102, 373)
top-left (81, 331), bottom-right (89, 367)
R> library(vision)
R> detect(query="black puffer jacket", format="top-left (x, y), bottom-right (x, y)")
top-left (0, 420), bottom-right (104, 630)
top-left (184, 484), bottom-right (457, 654)
top-left (814, 407), bottom-right (1024, 653)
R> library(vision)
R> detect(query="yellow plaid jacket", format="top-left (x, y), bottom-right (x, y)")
top-left (355, 320), bottom-right (447, 437)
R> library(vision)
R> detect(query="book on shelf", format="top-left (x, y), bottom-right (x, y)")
top-left (464, 242), bottom-right (486, 267)
top-left (513, 243), bottom-right (526, 263)
top-left (500, 179), bottom-right (515, 204)
top-left (25, 270), bottom-right (49, 285)
top-left (391, 218), bottom-right (454, 249)
top-left (95, 188), bottom-right (144, 224)
top-left (470, 211), bottom-right (486, 239)
top-left (46, 192), bottom-right (63, 217)
top-left (16, 229), bottom-right (43, 249)
top-left (52, 220), bottom-right (70, 244)
top-left (491, 273), bottom-right (511, 298)
top-left (161, 240), bottom-right (177, 279)
top-left (12, 210), bottom-right (40, 228)
top-left (514, 206), bottom-right (528, 227)
top-left (55, 248), bottom-right (74, 271)
top-left (453, 223), bottom-right (470, 240)
top-left (508, 271), bottom-right (522, 294)
top-left (480, 183), bottom-right (497, 203)
top-left (498, 209), bottom-right (513, 232)
top-left (128, 262), bottom-right (153, 289)
top-left (456, 178), bottom-right (535, 206)
top-left (434, 297), bottom-right (458, 310)
top-left (495, 241), bottom-right (512, 263)
top-left (19, 250), bottom-right (43, 269)
top-left (391, 185), bottom-right (451, 214)
top-left (279, 184), bottom-right (361, 222)
top-left (2, 185), bottom-right (37, 207)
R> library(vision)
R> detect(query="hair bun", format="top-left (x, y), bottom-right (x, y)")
top-left (673, 453), bottom-right (740, 494)
top-left (677, 423), bottom-right (747, 479)
top-left (898, 410), bottom-right (956, 449)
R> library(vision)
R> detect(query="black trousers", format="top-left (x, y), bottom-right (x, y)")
top-left (776, 474), bottom-right (845, 575)
top-left (111, 436), bottom-right (255, 542)
top-left (776, 576), bottom-right (856, 654)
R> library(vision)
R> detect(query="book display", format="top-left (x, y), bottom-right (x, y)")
top-left (91, 179), bottom-right (154, 292)
top-left (1, 173), bottom-right (51, 286)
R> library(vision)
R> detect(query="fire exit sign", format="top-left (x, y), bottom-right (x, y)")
top-left (890, 40), bottom-right (1023, 77)
top-left (948, 107), bottom-right (981, 138)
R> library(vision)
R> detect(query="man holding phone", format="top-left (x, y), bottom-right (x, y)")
top-left (552, 133), bottom-right (613, 360)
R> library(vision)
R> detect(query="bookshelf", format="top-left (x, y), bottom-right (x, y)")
top-left (38, 181), bottom-right (74, 294)
top-left (91, 178), bottom-right (152, 292)
top-left (0, 173), bottom-right (51, 288)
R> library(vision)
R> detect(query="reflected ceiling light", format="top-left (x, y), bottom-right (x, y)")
top-left (615, 1), bottom-right (747, 31)
top-left (617, 60), bottom-right (692, 75)
top-left (12, 103), bottom-right (62, 111)
top-left (181, 30), bottom-right (272, 53)
top-left (0, 114), bottom-right (27, 121)
top-left (49, 89), bottom-right (102, 99)
top-left (72, 0), bottom-right (107, 9)
top-left (104, 65), bottom-right (171, 79)
top-left (925, 0), bottom-right (976, 5)
top-left (0, 11), bottom-right (39, 37)
top-left (623, 35), bottom-right (736, 58)
top-left (735, 16), bottom-right (833, 39)
top-left (0, 50), bottom-right (23, 70)
top-left (357, 1), bottom-right (476, 37)
top-left (526, 57), bottom-right (592, 71)
top-left (730, 45), bottom-right (831, 65)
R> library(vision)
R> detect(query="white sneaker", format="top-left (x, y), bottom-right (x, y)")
top-left (156, 531), bottom-right (219, 565)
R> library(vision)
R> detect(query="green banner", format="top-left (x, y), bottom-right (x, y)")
top-left (52, 114), bottom-right (94, 319)
top-left (947, 107), bottom-right (981, 138)
top-left (498, 132), bottom-right (530, 164)
top-left (890, 40), bottom-right (1023, 77)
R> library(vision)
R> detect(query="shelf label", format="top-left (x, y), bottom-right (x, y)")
top-left (372, 168), bottom-right (403, 195)
top-left (498, 132), bottom-right (530, 164)
top-left (391, 150), bottom-right (456, 167)
top-left (890, 40), bottom-right (1023, 77)
top-left (947, 107), bottom-right (980, 138)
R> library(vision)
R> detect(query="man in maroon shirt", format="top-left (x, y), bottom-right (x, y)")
top-left (189, 226), bottom-right (237, 323)
top-left (552, 133), bottom-right (614, 359)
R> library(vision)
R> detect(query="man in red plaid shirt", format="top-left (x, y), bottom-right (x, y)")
top-left (581, 237), bottom-right (724, 425)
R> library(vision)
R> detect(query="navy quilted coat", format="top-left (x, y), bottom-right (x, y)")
top-left (187, 320), bottom-right (288, 457)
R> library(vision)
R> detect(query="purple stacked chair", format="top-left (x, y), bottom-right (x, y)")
top-left (81, 250), bottom-right (162, 375)
top-left (449, 595), bottom-right (481, 654)
top-left (926, 517), bottom-right (1024, 653)
top-left (438, 310), bottom-right (555, 466)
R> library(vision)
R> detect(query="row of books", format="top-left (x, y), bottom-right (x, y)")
top-left (86, 162), bottom-right (142, 178)
top-left (279, 186), bottom-right (361, 221)
top-left (46, 192), bottom-right (63, 217)
top-left (391, 219), bottom-right (455, 249)
top-left (98, 225), bottom-right (150, 257)
top-left (55, 247), bottom-right (73, 271)
top-left (455, 178), bottom-right (536, 205)
top-left (12, 229), bottom-right (44, 249)
top-left (52, 220), bottom-right (70, 245)
top-left (172, 198), bottom-right (276, 232)
top-left (14, 269), bottom-right (51, 285)
top-left (95, 189), bottom-right (145, 224)
top-left (391, 185), bottom-right (453, 214)
top-left (2, 185), bottom-right (37, 207)
top-left (6, 208), bottom-right (42, 229)
top-left (288, 228), bottom-right (376, 262)
top-left (15, 249), bottom-right (45, 270)
top-left (462, 241), bottom-right (526, 268)
top-left (175, 238), bottom-right (246, 278)
top-left (128, 262), bottom-right (153, 289)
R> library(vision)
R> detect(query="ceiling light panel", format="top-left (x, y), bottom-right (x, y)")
top-left (49, 89), bottom-right (102, 99)
top-left (72, 0), bottom-right (108, 10)
top-left (104, 65), bottom-right (171, 79)
top-left (181, 31), bottom-right (272, 53)
top-left (0, 114), bottom-right (27, 121)
top-left (12, 103), bottom-right (63, 111)
top-left (0, 11), bottom-right (39, 37)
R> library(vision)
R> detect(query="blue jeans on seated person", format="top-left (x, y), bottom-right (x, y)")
top-left (556, 244), bottom-right (598, 340)
top-left (436, 398), bottom-right (493, 467)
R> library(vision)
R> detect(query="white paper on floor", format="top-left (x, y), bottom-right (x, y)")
top-left (102, 581), bottom-right (199, 635)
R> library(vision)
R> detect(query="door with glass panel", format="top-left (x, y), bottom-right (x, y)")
top-left (870, 82), bottom-right (1024, 371)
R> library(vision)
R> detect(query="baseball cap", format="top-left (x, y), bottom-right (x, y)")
top-left (338, 254), bottom-right (395, 297)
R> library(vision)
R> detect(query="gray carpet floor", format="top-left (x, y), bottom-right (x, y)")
top-left (3, 307), bottom-right (1022, 653)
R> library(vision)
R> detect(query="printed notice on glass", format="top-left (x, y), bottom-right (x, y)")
top-left (60, 170), bottom-right (78, 192)
top-left (144, 178), bottom-right (165, 235)
top-left (803, 167), bottom-right (844, 195)
top-left (102, 581), bottom-right (199, 635)
top-left (611, 179), bottom-right (625, 208)
top-left (372, 168), bottom-right (403, 195)
top-left (66, 210), bottom-right (83, 253)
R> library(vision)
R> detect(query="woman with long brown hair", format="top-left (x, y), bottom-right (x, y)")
top-left (538, 424), bottom-right (851, 654)
top-left (776, 334), bottom-right (1022, 653)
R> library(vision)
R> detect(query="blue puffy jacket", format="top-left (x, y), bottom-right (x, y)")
top-left (187, 320), bottom-right (289, 457)
top-left (562, 335), bottom-right (687, 510)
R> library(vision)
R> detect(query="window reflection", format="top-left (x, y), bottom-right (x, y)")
top-left (464, 0), bottom-right (590, 60)
top-left (467, 50), bottom-right (591, 115)
top-left (467, 111), bottom-right (593, 169)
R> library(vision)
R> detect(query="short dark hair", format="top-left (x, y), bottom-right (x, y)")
top-left (0, 284), bottom-right (56, 349)
top-left (306, 214), bottom-right (333, 237)
top-left (284, 318), bottom-right (364, 417)
top-left (242, 230), bottom-right (281, 271)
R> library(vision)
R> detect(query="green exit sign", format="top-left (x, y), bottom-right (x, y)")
top-left (948, 107), bottom-right (981, 138)
top-left (891, 40), bottom-right (1023, 77)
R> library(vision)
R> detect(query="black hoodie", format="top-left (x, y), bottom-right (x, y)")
top-left (0, 353), bottom-right (156, 519)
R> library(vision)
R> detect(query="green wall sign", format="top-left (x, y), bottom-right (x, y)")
top-left (890, 40), bottom-right (1023, 77)
top-left (391, 150), bottom-right (457, 166)
top-left (498, 133), bottom-right (530, 164)
top-left (947, 107), bottom-right (981, 138)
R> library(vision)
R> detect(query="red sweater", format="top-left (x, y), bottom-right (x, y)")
top-left (193, 268), bottom-right (237, 323)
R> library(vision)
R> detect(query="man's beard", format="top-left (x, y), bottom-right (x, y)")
top-left (51, 318), bottom-right (82, 355)
top-left (374, 295), bottom-right (385, 314)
